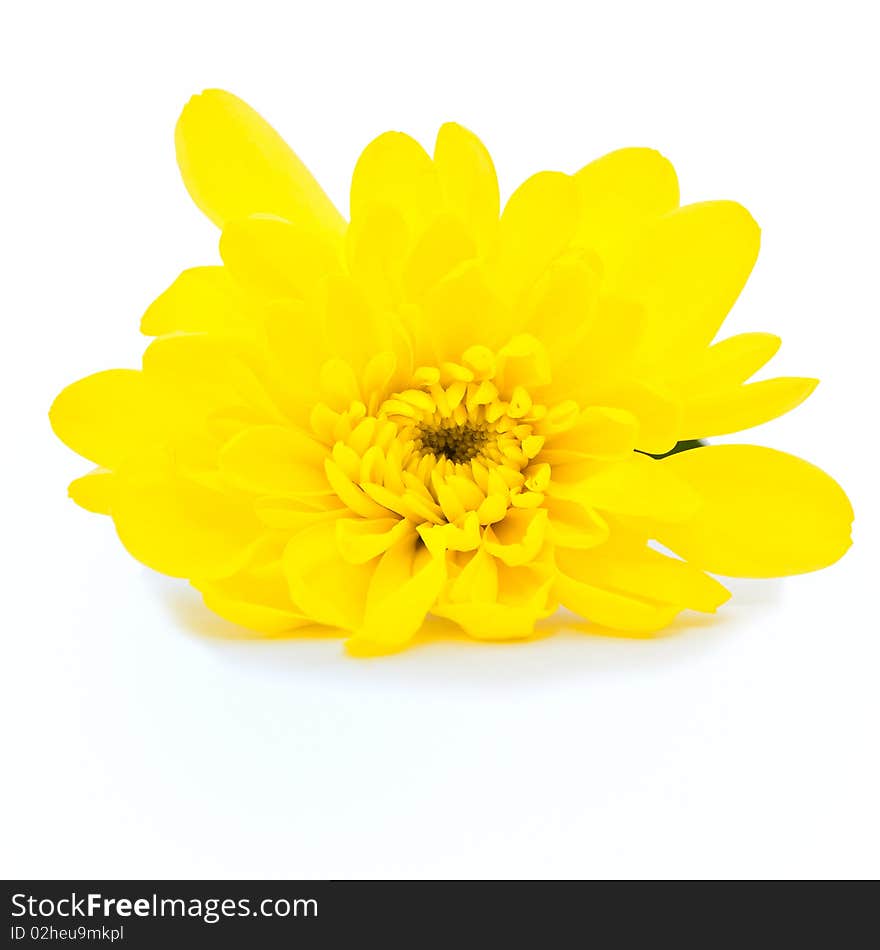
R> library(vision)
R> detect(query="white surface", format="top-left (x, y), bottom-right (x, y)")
top-left (2, 0), bottom-right (878, 879)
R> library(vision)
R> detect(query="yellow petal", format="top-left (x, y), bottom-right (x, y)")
top-left (420, 261), bottom-right (507, 363)
top-left (197, 592), bottom-right (312, 636)
top-left (545, 297), bottom-right (645, 402)
top-left (403, 213), bottom-right (478, 300)
top-left (347, 533), bottom-right (447, 654)
top-left (319, 275), bottom-right (392, 376)
top-left (544, 496), bottom-right (609, 549)
top-left (579, 379), bottom-right (681, 456)
top-left (418, 511), bottom-right (482, 554)
top-left (264, 300), bottom-right (328, 424)
top-left (326, 459), bottom-right (390, 518)
top-left (319, 358), bottom-right (360, 408)
top-left (219, 425), bottom-right (329, 495)
top-left (516, 253), bottom-right (600, 359)
top-left (435, 600), bottom-right (549, 640)
top-left (548, 372), bottom-right (682, 461)
top-left (194, 538), bottom-right (314, 635)
top-left (678, 377), bottom-right (818, 440)
top-left (446, 547), bottom-right (498, 603)
top-left (667, 332), bottom-right (782, 396)
top-left (495, 333), bottom-right (552, 391)
top-left (143, 333), bottom-right (283, 423)
top-left (350, 131), bottom-right (441, 236)
top-left (435, 559), bottom-right (554, 640)
top-left (555, 571), bottom-right (681, 633)
top-left (336, 516), bottom-right (412, 564)
top-left (540, 406), bottom-right (638, 463)
top-left (283, 518), bottom-right (375, 629)
top-left (175, 89), bottom-right (344, 235)
top-left (140, 267), bottom-right (251, 337)
top-left (485, 171), bottom-right (580, 305)
top-left (345, 204), bottom-right (409, 311)
top-left (219, 215), bottom-right (341, 299)
top-left (433, 122), bottom-right (500, 251)
top-left (255, 496), bottom-right (346, 530)
top-left (112, 447), bottom-right (262, 580)
top-left (654, 445), bottom-right (853, 577)
top-left (550, 453), bottom-right (701, 522)
top-left (572, 147), bottom-right (679, 269)
top-left (609, 201), bottom-right (760, 365)
top-left (50, 370), bottom-right (175, 469)
top-left (68, 469), bottom-right (115, 514)
top-left (483, 507), bottom-right (549, 566)
top-left (557, 539), bottom-right (729, 614)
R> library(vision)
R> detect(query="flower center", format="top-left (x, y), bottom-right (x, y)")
top-left (315, 342), bottom-right (557, 528)
top-left (416, 420), bottom-right (488, 464)
top-left (378, 375), bottom-right (543, 478)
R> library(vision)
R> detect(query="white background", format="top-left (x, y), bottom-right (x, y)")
top-left (2, 0), bottom-right (878, 879)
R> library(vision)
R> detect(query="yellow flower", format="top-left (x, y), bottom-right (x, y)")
top-left (50, 89), bottom-right (853, 654)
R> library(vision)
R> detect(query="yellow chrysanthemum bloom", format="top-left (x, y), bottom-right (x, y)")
top-left (50, 89), bottom-right (853, 654)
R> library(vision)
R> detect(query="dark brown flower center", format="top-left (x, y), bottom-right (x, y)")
top-left (416, 421), bottom-right (489, 464)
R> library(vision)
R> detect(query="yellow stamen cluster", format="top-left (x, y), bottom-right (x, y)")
top-left (317, 349), bottom-right (554, 535)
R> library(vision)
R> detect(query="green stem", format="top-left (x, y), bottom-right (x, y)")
top-left (638, 439), bottom-right (705, 461)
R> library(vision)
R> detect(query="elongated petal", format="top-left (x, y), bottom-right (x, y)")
top-left (583, 380), bottom-right (681, 456)
top-left (420, 261), bottom-right (507, 363)
top-left (219, 425), bottom-right (329, 495)
top-left (550, 453), bottom-right (701, 522)
top-left (545, 297), bottom-right (645, 402)
top-left (434, 585), bottom-right (553, 640)
top-left (545, 497), bottom-right (609, 549)
top-left (175, 89), bottom-right (344, 235)
top-left (197, 592), bottom-right (312, 636)
top-left (446, 547), bottom-right (498, 603)
top-left (350, 131), bottom-right (441, 235)
top-left (485, 172), bottom-right (580, 305)
top-left (403, 213), bottom-right (478, 300)
top-left (347, 533), bottom-right (447, 653)
top-left (483, 508), bottom-right (549, 566)
top-left (436, 602), bottom-right (540, 639)
top-left (220, 215), bottom-right (341, 299)
top-left (678, 377), bottom-right (818, 440)
top-left (555, 572), bottom-right (681, 633)
top-left (264, 300), bottom-right (328, 423)
top-left (557, 540), bottom-right (729, 614)
top-left (608, 201), bottom-right (760, 365)
top-left (68, 469), bottom-right (115, 514)
top-left (255, 496), bottom-right (346, 531)
top-left (345, 204), bottom-right (409, 311)
top-left (141, 267), bottom-right (251, 337)
top-left (283, 519), bottom-right (375, 629)
top-left (194, 539), bottom-right (314, 635)
top-left (143, 333), bottom-right (283, 422)
top-left (495, 333), bottom-right (552, 390)
top-left (50, 370), bottom-right (174, 469)
top-left (112, 448), bottom-right (263, 580)
top-left (516, 253), bottom-right (600, 359)
top-left (336, 517), bottom-right (412, 564)
top-left (572, 147), bottom-right (679, 268)
top-left (433, 122), bottom-right (500, 251)
top-left (435, 556), bottom-right (554, 640)
top-left (667, 332), bottom-right (782, 396)
top-left (655, 445), bottom-right (853, 577)
top-left (541, 406), bottom-right (638, 463)
top-left (320, 275), bottom-right (393, 375)
top-left (418, 512), bottom-right (483, 555)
